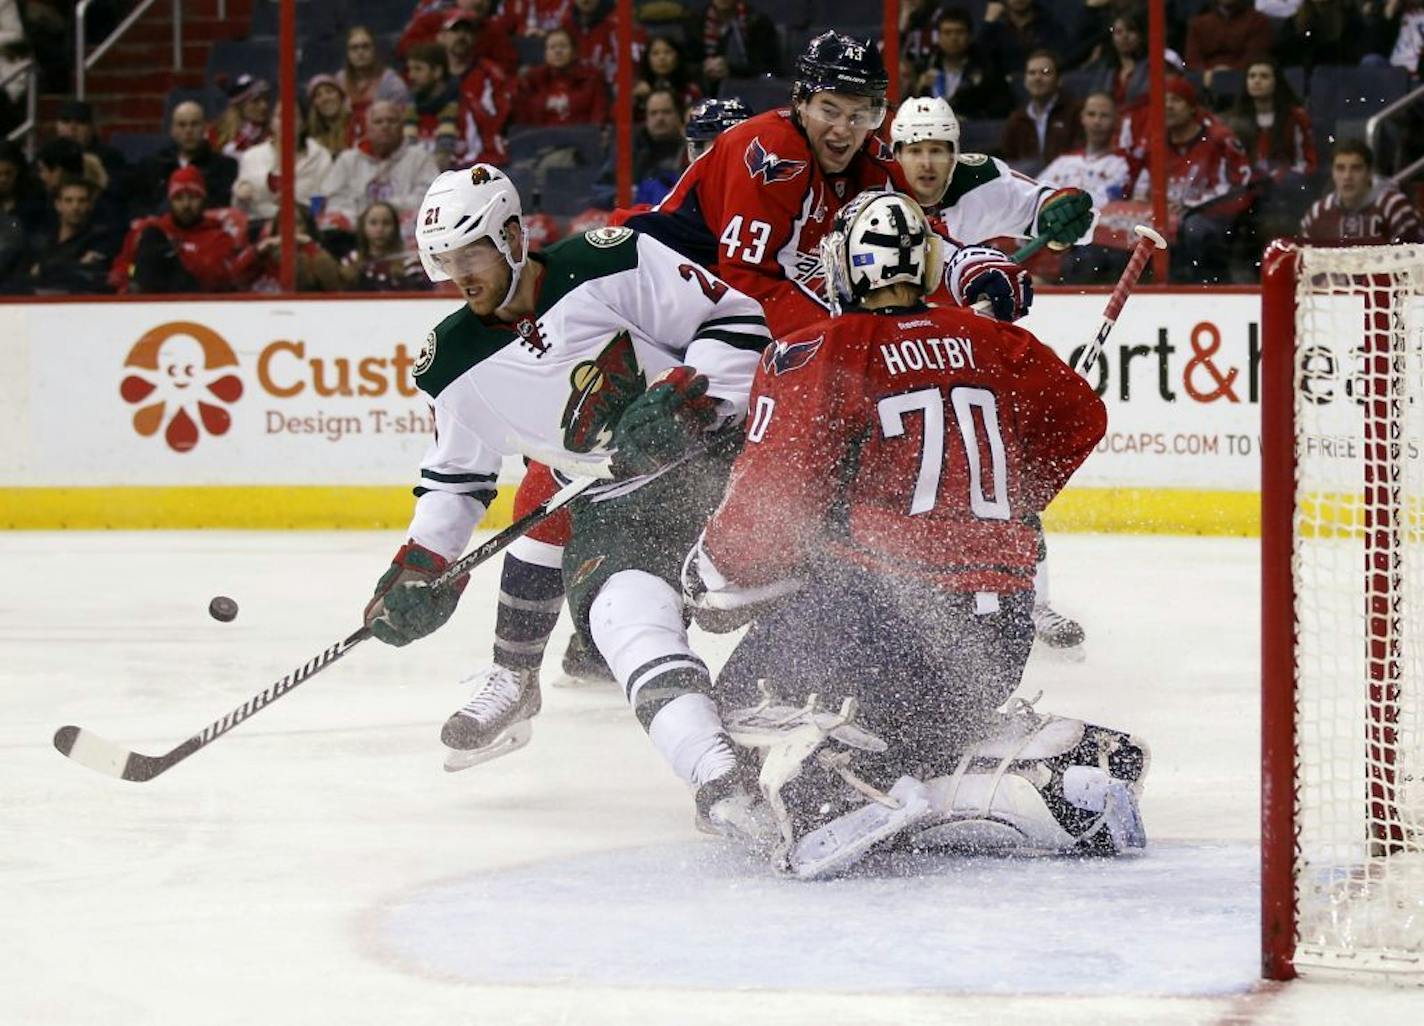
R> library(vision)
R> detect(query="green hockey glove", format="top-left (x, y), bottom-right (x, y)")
top-left (1037, 188), bottom-right (1095, 246)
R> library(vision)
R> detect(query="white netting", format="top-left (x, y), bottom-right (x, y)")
top-left (1292, 244), bottom-right (1424, 978)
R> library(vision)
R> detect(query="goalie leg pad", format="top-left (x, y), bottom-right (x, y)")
top-left (911, 706), bottom-right (1150, 856)
top-left (789, 776), bottom-right (934, 880)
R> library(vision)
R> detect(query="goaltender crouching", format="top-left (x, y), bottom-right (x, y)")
top-left (681, 191), bottom-right (1149, 879)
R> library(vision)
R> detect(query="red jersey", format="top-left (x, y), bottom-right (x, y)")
top-left (109, 211), bottom-right (258, 294)
top-left (512, 63), bottom-right (609, 127)
top-left (704, 304), bottom-right (1106, 594)
top-left (628, 109), bottom-right (910, 338)
top-left (456, 60), bottom-right (514, 164)
top-left (1125, 114), bottom-right (1251, 216)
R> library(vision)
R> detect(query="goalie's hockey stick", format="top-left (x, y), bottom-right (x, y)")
top-left (52, 473), bottom-right (599, 782)
top-left (1073, 225), bottom-right (1168, 377)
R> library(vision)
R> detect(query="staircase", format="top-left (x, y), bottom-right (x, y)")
top-left (44, 0), bottom-right (255, 138)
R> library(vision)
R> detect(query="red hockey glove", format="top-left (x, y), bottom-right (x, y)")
top-left (364, 542), bottom-right (469, 647)
top-left (610, 365), bottom-right (719, 479)
top-left (947, 245), bottom-right (1034, 322)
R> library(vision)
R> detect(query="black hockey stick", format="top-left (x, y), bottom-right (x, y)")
top-left (52, 473), bottom-right (599, 782)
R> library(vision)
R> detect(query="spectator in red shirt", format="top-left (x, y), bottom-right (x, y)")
top-left (337, 25), bottom-right (412, 139)
top-left (564, 0), bottom-right (647, 86)
top-left (1127, 76), bottom-right (1251, 283)
top-left (455, 55), bottom-right (515, 166)
top-left (1301, 139), bottom-right (1424, 244)
top-left (110, 166), bottom-right (258, 294)
top-left (999, 49), bottom-right (1083, 177)
top-left (401, 0), bottom-right (519, 75)
top-left (514, 28), bottom-right (610, 127)
top-left (503, 0), bottom-right (574, 37)
top-left (1185, 0), bottom-right (1273, 90)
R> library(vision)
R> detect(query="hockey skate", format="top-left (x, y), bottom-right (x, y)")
top-left (694, 746), bottom-right (780, 852)
top-left (1032, 602), bottom-right (1086, 661)
top-left (441, 665), bottom-right (541, 772)
top-left (554, 632), bottom-right (616, 687)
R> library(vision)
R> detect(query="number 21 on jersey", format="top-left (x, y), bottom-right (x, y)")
top-left (877, 386), bottom-right (1009, 520)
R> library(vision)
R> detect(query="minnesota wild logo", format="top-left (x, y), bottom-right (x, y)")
top-left (560, 331), bottom-right (645, 453)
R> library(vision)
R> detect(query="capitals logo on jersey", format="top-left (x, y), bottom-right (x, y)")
top-left (761, 335), bottom-right (824, 376)
top-left (560, 331), bottom-right (646, 453)
top-left (744, 138), bottom-right (807, 185)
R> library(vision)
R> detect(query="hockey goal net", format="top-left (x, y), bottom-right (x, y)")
top-left (1261, 241), bottom-right (1424, 982)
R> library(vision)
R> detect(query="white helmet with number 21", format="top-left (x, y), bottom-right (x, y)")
top-left (417, 164), bottom-right (526, 304)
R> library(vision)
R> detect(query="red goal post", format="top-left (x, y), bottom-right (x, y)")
top-left (1260, 239), bottom-right (1424, 983)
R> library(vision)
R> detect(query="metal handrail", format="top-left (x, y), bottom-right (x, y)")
top-left (1365, 80), bottom-right (1424, 172)
top-left (2, 58), bottom-right (38, 158)
top-left (76, 0), bottom-right (184, 101)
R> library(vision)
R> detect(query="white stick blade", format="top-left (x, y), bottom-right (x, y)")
top-left (53, 725), bottom-right (130, 778)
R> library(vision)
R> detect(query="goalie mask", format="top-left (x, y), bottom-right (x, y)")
top-left (820, 191), bottom-right (942, 311)
top-left (417, 164), bottom-right (526, 307)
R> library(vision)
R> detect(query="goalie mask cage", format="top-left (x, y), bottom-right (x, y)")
top-left (1261, 240), bottom-right (1424, 983)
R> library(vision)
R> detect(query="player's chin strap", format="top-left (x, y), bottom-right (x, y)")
top-left (916, 694), bottom-right (1150, 856)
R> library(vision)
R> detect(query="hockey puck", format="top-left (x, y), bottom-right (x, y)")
top-left (208, 596), bottom-right (239, 623)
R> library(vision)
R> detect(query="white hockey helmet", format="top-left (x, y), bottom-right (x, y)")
top-left (890, 96), bottom-right (961, 153)
top-left (417, 164), bottom-right (526, 304)
top-left (820, 190), bottom-right (943, 311)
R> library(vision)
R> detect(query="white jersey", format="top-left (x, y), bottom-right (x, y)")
top-left (406, 226), bottom-right (769, 559)
top-left (1038, 149), bottom-right (1131, 209)
top-left (927, 152), bottom-right (1098, 252)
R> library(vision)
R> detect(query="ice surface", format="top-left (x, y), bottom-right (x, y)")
top-left (2, 531), bottom-right (1421, 1025)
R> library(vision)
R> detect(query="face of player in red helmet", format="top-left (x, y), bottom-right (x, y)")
top-left (796, 91), bottom-right (885, 174)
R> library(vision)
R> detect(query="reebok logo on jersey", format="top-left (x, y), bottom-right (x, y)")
top-left (744, 138), bottom-right (807, 185)
top-left (761, 335), bottom-right (824, 376)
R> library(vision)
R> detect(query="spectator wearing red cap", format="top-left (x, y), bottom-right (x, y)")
top-left (336, 26), bottom-right (412, 141)
top-left (212, 74), bottom-right (272, 156)
top-left (305, 75), bottom-right (354, 158)
top-left (400, 2), bottom-right (519, 77)
top-left (318, 99), bottom-right (441, 228)
top-left (1125, 76), bottom-right (1251, 284)
top-left (110, 165), bottom-right (258, 294)
top-left (1184, 0), bottom-right (1273, 91)
top-left (513, 28), bottom-right (609, 127)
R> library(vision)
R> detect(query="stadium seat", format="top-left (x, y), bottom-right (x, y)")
top-left (720, 76), bottom-right (792, 114)
top-left (541, 166), bottom-right (605, 217)
top-left (517, 36), bottom-right (546, 68)
top-left (207, 40), bottom-right (280, 89)
top-left (506, 124), bottom-right (606, 169)
top-left (108, 132), bottom-right (168, 163)
top-left (959, 118), bottom-right (1005, 158)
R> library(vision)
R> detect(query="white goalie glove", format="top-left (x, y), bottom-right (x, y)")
top-left (680, 532), bottom-right (803, 633)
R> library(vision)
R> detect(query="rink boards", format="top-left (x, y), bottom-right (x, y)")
top-left (0, 289), bottom-right (1268, 533)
